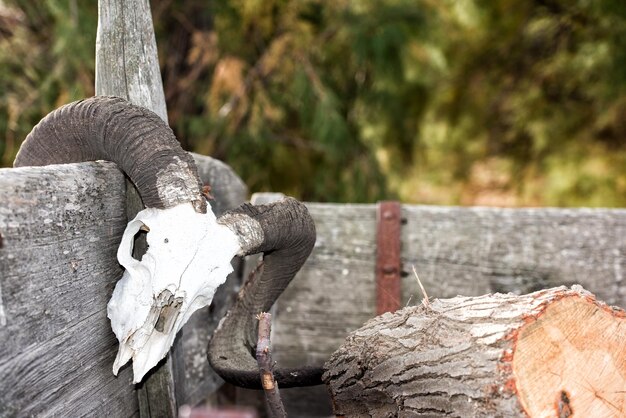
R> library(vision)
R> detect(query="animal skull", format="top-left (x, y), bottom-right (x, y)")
top-left (107, 201), bottom-right (240, 383)
top-left (16, 97), bottom-right (320, 388)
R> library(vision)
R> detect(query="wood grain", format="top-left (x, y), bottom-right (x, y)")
top-left (0, 154), bottom-right (246, 417)
top-left (0, 162), bottom-right (137, 418)
top-left (96, 0), bottom-right (167, 122)
top-left (264, 203), bottom-right (378, 417)
top-left (3, 179), bottom-right (623, 417)
top-left (2, 0), bottom-right (247, 413)
top-left (324, 286), bottom-right (626, 417)
top-left (402, 205), bottom-right (626, 306)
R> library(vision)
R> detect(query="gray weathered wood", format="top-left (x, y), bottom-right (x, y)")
top-left (259, 201), bottom-right (626, 417)
top-left (95, 1), bottom-right (250, 409)
top-left (269, 204), bottom-right (375, 417)
top-left (233, 194), bottom-right (334, 417)
top-left (96, 1), bottom-right (177, 414)
top-left (274, 204), bottom-right (626, 367)
top-left (273, 204), bottom-right (377, 371)
top-left (0, 0), bottom-right (246, 416)
top-left (402, 205), bottom-right (626, 306)
top-left (0, 162), bottom-right (138, 418)
top-left (136, 337), bottom-right (184, 417)
top-left (96, 0), bottom-right (168, 122)
top-left (0, 154), bottom-right (247, 417)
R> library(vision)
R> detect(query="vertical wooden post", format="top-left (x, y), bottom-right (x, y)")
top-left (95, 0), bottom-right (168, 122)
top-left (95, 1), bottom-right (183, 416)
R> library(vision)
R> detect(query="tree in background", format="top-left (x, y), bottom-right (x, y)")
top-left (0, 0), bottom-right (96, 171)
top-left (1, 0), bottom-right (625, 205)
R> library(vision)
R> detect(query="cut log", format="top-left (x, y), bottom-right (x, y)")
top-left (323, 286), bottom-right (626, 417)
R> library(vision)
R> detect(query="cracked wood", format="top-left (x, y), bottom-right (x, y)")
top-left (323, 286), bottom-right (626, 417)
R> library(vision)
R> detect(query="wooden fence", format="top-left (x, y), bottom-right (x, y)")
top-left (0, 155), bottom-right (247, 417)
top-left (2, 0), bottom-right (625, 416)
top-left (3, 160), bottom-right (623, 418)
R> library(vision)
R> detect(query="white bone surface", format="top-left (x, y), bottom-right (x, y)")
top-left (107, 201), bottom-right (240, 383)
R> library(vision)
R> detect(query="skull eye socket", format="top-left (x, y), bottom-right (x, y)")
top-left (132, 223), bottom-right (150, 261)
top-left (117, 219), bottom-right (149, 270)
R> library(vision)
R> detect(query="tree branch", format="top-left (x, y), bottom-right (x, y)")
top-left (256, 313), bottom-right (286, 418)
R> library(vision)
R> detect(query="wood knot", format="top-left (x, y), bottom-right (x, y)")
top-left (556, 390), bottom-right (573, 418)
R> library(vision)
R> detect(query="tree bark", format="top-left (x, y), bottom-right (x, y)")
top-left (256, 313), bottom-right (287, 418)
top-left (323, 286), bottom-right (626, 417)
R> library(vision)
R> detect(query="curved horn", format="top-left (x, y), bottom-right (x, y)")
top-left (14, 96), bottom-right (206, 213)
top-left (208, 197), bottom-right (322, 388)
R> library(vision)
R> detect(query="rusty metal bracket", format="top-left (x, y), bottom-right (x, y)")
top-left (376, 201), bottom-right (402, 315)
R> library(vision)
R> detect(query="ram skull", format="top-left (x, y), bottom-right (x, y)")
top-left (108, 202), bottom-right (240, 382)
top-left (14, 96), bottom-right (321, 388)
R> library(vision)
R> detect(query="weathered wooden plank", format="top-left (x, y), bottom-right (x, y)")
top-left (96, 0), bottom-right (250, 408)
top-left (0, 162), bottom-right (138, 418)
top-left (192, 153), bottom-right (247, 218)
top-left (96, 0), bottom-right (168, 122)
top-left (273, 204), bottom-right (377, 370)
top-left (0, 153), bottom-right (247, 417)
top-left (96, 0), bottom-right (180, 413)
top-left (269, 203), bottom-right (377, 417)
top-left (135, 338), bottom-right (184, 417)
top-left (402, 206), bottom-right (626, 307)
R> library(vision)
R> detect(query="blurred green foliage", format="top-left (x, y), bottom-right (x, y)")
top-left (1, 0), bottom-right (625, 205)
